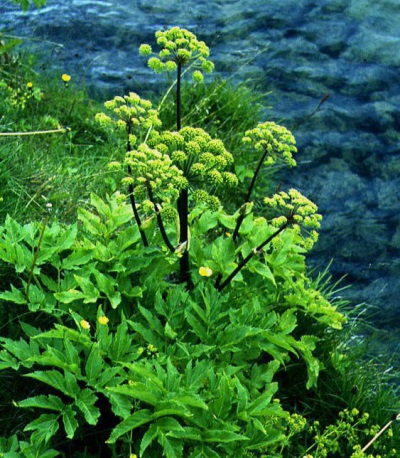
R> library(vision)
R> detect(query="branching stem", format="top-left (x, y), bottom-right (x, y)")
top-left (176, 61), bottom-right (182, 131)
top-left (217, 222), bottom-right (288, 292)
top-left (147, 185), bottom-right (175, 253)
top-left (126, 122), bottom-right (148, 247)
top-left (175, 61), bottom-right (192, 288)
top-left (232, 147), bottom-right (269, 242)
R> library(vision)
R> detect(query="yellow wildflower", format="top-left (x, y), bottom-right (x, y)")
top-left (199, 266), bottom-right (213, 277)
top-left (61, 74), bottom-right (71, 87)
top-left (80, 319), bottom-right (90, 330)
top-left (98, 316), bottom-right (109, 325)
top-left (27, 82), bottom-right (33, 89)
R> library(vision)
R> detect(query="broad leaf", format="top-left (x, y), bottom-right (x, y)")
top-left (107, 409), bottom-right (153, 444)
top-left (76, 388), bottom-right (100, 425)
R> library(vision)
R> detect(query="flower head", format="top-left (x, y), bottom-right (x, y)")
top-left (140, 27), bottom-right (214, 81)
top-left (96, 92), bottom-right (161, 147)
top-left (243, 121), bottom-right (297, 167)
top-left (199, 266), bottom-right (213, 277)
top-left (27, 81), bottom-right (33, 90)
top-left (264, 189), bottom-right (322, 250)
top-left (124, 142), bottom-right (188, 200)
top-left (98, 316), bottom-right (109, 325)
top-left (61, 74), bottom-right (71, 87)
top-left (80, 319), bottom-right (90, 330)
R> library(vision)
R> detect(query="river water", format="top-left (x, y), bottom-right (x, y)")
top-left (1, 0), bottom-right (399, 353)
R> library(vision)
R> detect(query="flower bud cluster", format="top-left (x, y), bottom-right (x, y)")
top-left (150, 127), bottom-right (235, 182)
top-left (139, 27), bottom-right (214, 82)
top-left (264, 189), bottom-right (322, 250)
top-left (95, 92), bottom-right (161, 145)
top-left (192, 190), bottom-right (221, 212)
top-left (125, 143), bottom-right (188, 200)
top-left (148, 126), bottom-right (237, 209)
top-left (242, 121), bottom-right (297, 167)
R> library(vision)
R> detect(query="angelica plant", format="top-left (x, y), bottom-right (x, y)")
top-left (0, 26), bottom-right (370, 458)
top-left (139, 26), bottom-right (214, 131)
top-left (96, 92), bottom-right (162, 246)
top-left (97, 27), bottom-right (322, 290)
top-left (216, 188), bottom-right (322, 291)
top-left (139, 27), bottom-right (215, 285)
top-left (232, 121), bottom-right (297, 241)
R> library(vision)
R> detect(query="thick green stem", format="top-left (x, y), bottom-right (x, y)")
top-left (232, 147), bottom-right (269, 242)
top-left (217, 222), bottom-right (288, 292)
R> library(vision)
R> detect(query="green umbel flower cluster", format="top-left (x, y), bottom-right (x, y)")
top-left (242, 121), bottom-right (297, 167)
top-left (139, 27), bottom-right (214, 82)
top-left (192, 189), bottom-right (221, 212)
top-left (264, 189), bottom-right (322, 250)
top-left (149, 126), bottom-right (238, 186)
top-left (95, 92), bottom-right (161, 145)
top-left (124, 143), bottom-right (188, 200)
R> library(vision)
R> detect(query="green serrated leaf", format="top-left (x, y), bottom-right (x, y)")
top-left (91, 269), bottom-right (121, 309)
top-left (24, 413), bottom-right (59, 444)
top-left (54, 289), bottom-right (86, 304)
top-left (165, 322), bottom-right (177, 339)
top-left (107, 382), bottom-right (160, 406)
top-left (250, 261), bottom-right (276, 286)
top-left (0, 285), bottom-right (27, 304)
top-left (73, 274), bottom-right (100, 303)
top-left (85, 343), bottom-right (103, 383)
top-left (128, 320), bottom-right (159, 344)
top-left (18, 395), bottom-right (65, 411)
top-left (63, 337), bottom-right (80, 369)
top-left (61, 249), bottom-right (94, 270)
top-left (138, 305), bottom-right (164, 336)
top-left (190, 445), bottom-right (221, 458)
top-left (53, 223), bottom-right (78, 253)
top-left (106, 409), bottom-right (153, 444)
top-left (109, 321), bottom-right (130, 360)
top-left (62, 405), bottom-right (79, 439)
top-left (210, 374), bottom-right (232, 420)
top-left (34, 325), bottom-right (92, 349)
top-left (107, 391), bottom-right (132, 419)
top-left (78, 208), bottom-right (103, 237)
top-left (184, 312), bottom-right (208, 341)
top-left (203, 429), bottom-right (249, 443)
top-left (25, 370), bottom-right (76, 398)
top-left (140, 423), bottom-right (158, 456)
top-left (75, 388), bottom-right (100, 425)
top-left (158, 431), bottom-right (183, 458)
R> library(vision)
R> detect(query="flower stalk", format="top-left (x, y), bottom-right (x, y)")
top-left (217, 221), bottom-right (289, 292)
top-left (126, 121), bottom-right (149, 247)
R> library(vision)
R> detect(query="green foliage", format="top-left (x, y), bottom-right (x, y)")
top-left (8, 0), bottom-right (46, 11)
top-left (0, 25), bottom-right (398, 458)
top-left (0, 189), bottom-right (343, 456)
top-left (300, 408), bottom-right (397, 458)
